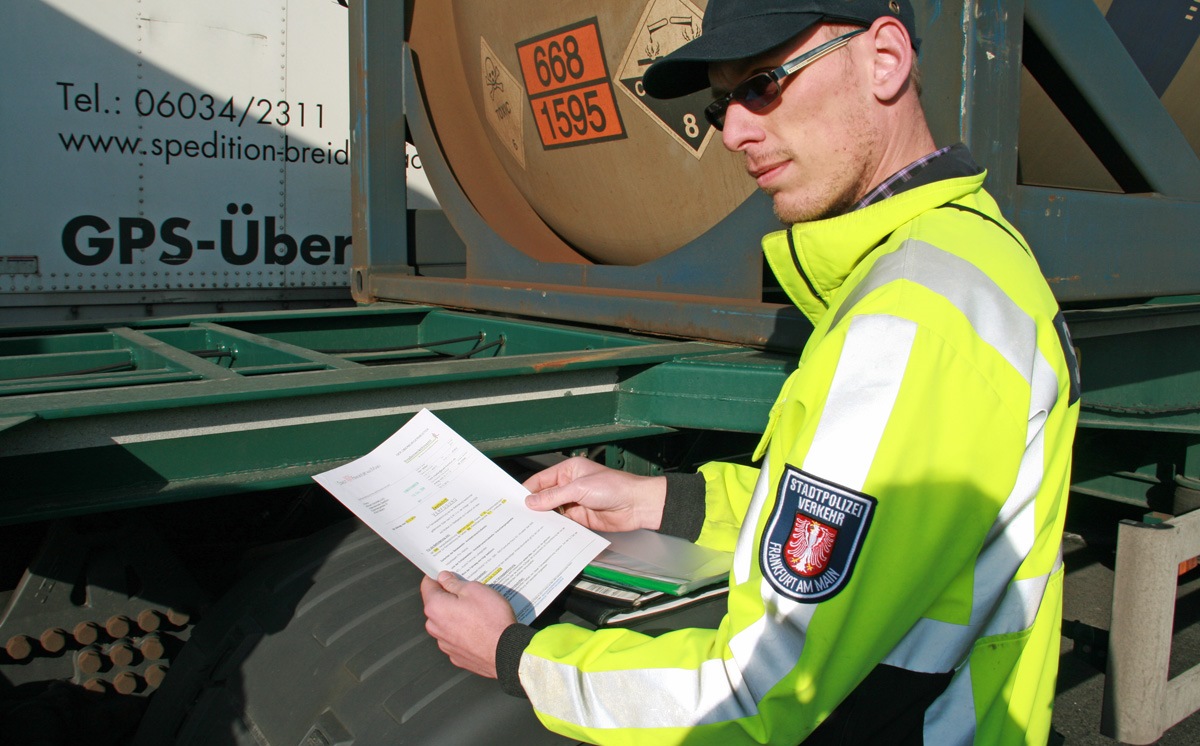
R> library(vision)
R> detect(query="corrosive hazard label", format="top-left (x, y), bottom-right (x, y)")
top-left (515, 18), bottom-right (626, 150)
top-left (616, 0), bottom-right (715, 158)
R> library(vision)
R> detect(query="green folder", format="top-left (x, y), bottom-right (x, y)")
top-left (582, 529), bottom-right (733, 596)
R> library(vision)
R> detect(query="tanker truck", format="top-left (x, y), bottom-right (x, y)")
top-left (2, 1), bottom-right (1200, 743)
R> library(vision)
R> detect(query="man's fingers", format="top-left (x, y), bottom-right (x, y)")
top-left (436, 571), bottom-right (465, 594)
top-left (419, 574), bottom-right (445, 602)
top-left (420, 572), bottom-right (464, 607)
top-left (525, 485), bottom-right (569, 512)
top-left (523, 463), bottom-right (576, 494)
top-left (522, 456), bottom-right (599, 493)
top-left (522, 469), bottom-right (556, 493)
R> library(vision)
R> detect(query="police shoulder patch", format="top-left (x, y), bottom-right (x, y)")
top-left (759, 465), bottom-right (877, 603)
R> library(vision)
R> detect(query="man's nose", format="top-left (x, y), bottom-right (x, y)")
top-left (720, 103), bottom-right (763, 152)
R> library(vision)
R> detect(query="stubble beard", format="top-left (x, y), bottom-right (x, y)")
top-left (766, 165), bottom-right (866, 225)
top-left (767, 98), bottom-right (882, 225)
top-left (770, 183), bottom-right (862, 224)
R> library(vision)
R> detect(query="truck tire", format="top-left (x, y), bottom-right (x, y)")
top-left (134, 519), bottom-right (725, 744)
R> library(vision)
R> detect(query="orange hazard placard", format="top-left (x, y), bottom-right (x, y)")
top-left (516, 18), bottom-right (626, 149)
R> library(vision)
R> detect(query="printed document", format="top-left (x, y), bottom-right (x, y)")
top-left (313, 408), bottom-right (609, 624)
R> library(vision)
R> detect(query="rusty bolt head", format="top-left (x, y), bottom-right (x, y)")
top-left (138, 633), bottom-right (166, 661)
top-left (77, 646), bottom-right (104, 674)
top-left (105, 615), bottom-right (132, 639)
top-left (5, 635), bottom-right (34, 660)
top-left (109, 641), bottom-right (137, 667)
top-left (73, 621), bottom-right (102, 645)
top-left (82, 677), bottom-right (109, 694)
top-left (39, 628), bottom-right (68, 654)
top-left (144, 663), bottom-right (168, 688)
top-left (113, 671), bottom-right (140, 695)
top-left (137, 608), bottom-right (164, 633)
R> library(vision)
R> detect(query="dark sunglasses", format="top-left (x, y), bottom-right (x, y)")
top-left (704, 28), bottom-right (867, 130)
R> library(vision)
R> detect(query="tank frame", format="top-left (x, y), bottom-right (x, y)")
top-left (351, 0), bottom-right (1200, 349)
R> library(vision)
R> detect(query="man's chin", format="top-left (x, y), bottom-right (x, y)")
top-left (772, 199), bottom-right (818, 225)
top-left (771, 194), bottom-right (856, 224)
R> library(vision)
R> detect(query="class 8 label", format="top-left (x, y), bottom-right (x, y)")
top-left (516, 18), bottom-right (626, 149)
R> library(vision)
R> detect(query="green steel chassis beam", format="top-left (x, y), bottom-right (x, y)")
top-left (4, 301), bottom-right (1200, 525)
top-left (0, 306), bottom-right (790, 525)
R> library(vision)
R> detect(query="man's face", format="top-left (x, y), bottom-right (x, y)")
top-left (710, 25), bottom-right (881, 224)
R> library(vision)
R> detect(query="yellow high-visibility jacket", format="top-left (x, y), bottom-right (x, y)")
top-left (506, 167), bottom-right (1080, 745)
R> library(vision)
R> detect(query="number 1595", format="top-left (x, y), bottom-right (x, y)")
top-left (537, 89), bottom-right (607, 140)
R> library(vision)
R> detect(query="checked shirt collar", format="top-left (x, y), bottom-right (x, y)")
top-left (852, 143), bottom-right (982, 211)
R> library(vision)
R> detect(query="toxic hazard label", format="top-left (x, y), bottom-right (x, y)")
top-left (480, 37), bottom-right (526, 168)
top-left (515, 19), bottom-right (626, 150)
top-left (616, 0), bottom-right (715, 158)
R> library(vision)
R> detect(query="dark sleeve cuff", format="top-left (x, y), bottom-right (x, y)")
top-left (658, 472), bottom-right (706, 542)
top-left (496, 623), bottom-right (538, 698)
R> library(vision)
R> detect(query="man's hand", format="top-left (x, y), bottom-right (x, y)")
top-left (523, 457), bottom-right (666, 532)
top-left (421, 572), bottom-right (517, 678)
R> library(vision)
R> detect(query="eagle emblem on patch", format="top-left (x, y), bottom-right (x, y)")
top-left (760, 466), bottom-right (876, 603)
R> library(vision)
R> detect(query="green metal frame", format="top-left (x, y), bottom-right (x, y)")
top-left (5, 299), bottom-right (1200, 525)
top-left (1066, 300), bottom-right (1200, 509)
top-left (0, 306), bottom-right (790, 526)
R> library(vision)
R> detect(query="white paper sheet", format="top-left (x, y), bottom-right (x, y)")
top-left (313, 408), bottom-right (608, 624)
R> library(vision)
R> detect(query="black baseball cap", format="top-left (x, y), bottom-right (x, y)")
top-left (643, 0), bottom-right (918, 99)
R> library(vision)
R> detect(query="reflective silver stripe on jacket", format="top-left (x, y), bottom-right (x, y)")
top-left (521, 654), bottom-right (759, 730)
top-left (923, 661), bottom-right (977, 746)
top-left (832, 240), bottom-right (1037, 381)
top-left (803, 314), bottom-right (919, 490)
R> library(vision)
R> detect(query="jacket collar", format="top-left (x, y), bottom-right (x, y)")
top-left (762, 170), bottom-right (988, 326)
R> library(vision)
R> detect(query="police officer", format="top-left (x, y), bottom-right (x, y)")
top-left (422, 1), bottom-right (1080, 743)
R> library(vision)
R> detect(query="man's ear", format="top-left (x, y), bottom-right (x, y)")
top-left (865, 16), bottom-right (915, 102)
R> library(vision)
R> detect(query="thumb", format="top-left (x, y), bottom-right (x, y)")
top-left (525, 486), bottom-right (569, 512)
top-left (437, 571), bottom-right (465, 594)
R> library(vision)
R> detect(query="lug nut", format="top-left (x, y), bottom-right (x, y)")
top-left (144, 663), bottom-right (168, 688)
top-left (138, 632), bottom-right (166, 661)
top-left (5, 635), bottom-right (34, 660)
top-left (82, 677), bottom-right (109, 694)
top-left (73, 621), bottom-right (102, 645)
top-left (77, 645), bottom-right (105, 674)
top-left (39, 628), bottom-right (68, 654)
top-left (105, 615), bottom-right (133, 638)
top-left (113, 671), bottom-right (141, 695)
top-left (137, 608), bottom-right (164, 633)
top-left (109, 640), bottom-right (137, 667)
